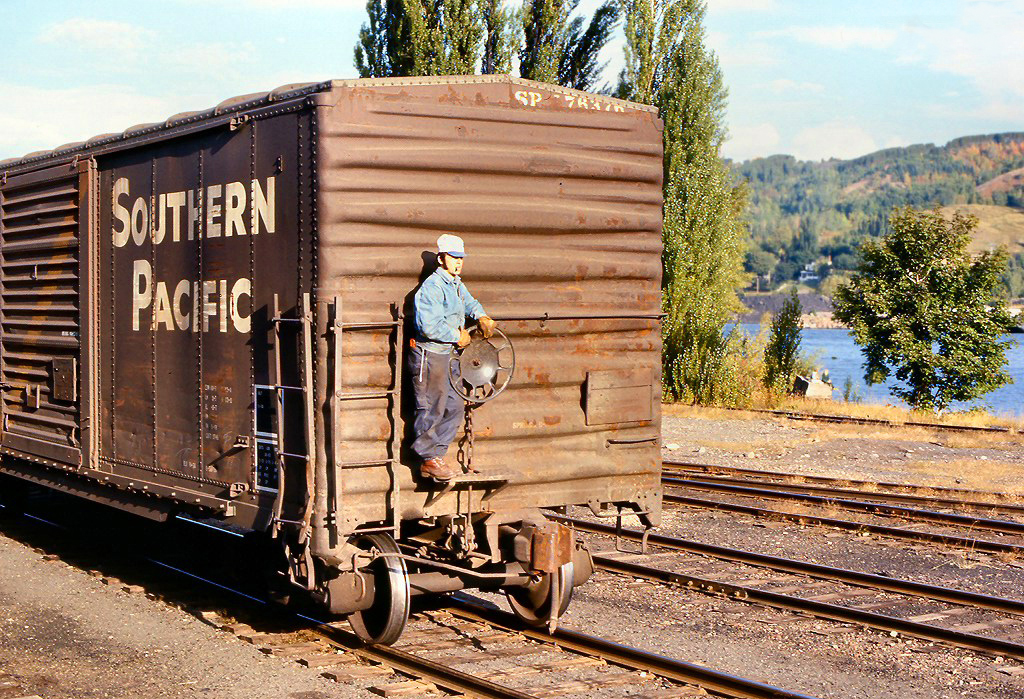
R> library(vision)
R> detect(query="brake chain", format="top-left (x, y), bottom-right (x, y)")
top-left (463, 405), bottom-right (475, 473)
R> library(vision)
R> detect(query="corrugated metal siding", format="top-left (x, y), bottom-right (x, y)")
top-left (0, 166), bottom-right (84, 463)
top-left (314, 81), bottom-right (664, 527)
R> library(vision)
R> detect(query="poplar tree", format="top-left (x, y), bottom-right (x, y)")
top-left (354, 0), bottom-right (415, 77)
top-left (618, 0), bottom-right (749, 402)
top-left (520, 0), bottom-right (620, 91)
top-left (481, 0), bottom-right (516, 74)
top-left (354, 0), bottom-right (484, 77)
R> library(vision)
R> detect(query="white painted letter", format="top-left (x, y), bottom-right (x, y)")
top-left (132, 259), bottom-right (153, 331)
top-left (218, 279), bottom-right (228, 332)
top-left (253, 177), bottom-right (275, 235)
top-left (151, 193), bottom-right (167, 245)
top-left (206, 184), bottom-right (223, 238)
top-left (112, 178), bottom-right (131, 247)
top-left (173, 279), bottom-right (191, 331)
top-left (230, 278), bottom-right (251, 333)
top-left (166, 191), bottom-right (185, 242)
top-left (224, 181), bottom-right (246, 237)
top-left (187, 189), bottom-right (200, 241)
top-left (131, 197), bottom-right (149, 246)
top-left (153, 281), bottom-right (174, 331)
top-left (202, 280), bottom-right (217, 333)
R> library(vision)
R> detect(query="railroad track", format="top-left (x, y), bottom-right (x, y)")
top-left (554, 515), bottom-right (1024, 663)
top-left (727, 407), bottom-right (1015, 434)
top-left (0, 491), bottom-right (820, 699)
top-left (660, 461), bottom-right (1024, 555)
top-left (663, 461), bottom-right (1024, 518)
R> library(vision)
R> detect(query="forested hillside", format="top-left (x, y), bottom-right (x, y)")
top-left (736, 132), bottom-right (1024, 299)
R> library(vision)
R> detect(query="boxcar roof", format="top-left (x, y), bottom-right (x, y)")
top-left (0, 75), bottom-right (657, 174)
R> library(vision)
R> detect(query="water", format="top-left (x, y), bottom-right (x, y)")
top-left (737, 324), bottom-right (1024, 417)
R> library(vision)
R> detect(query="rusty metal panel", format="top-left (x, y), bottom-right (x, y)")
top-left (584, 369), bottom-right (654, 426)
top-left (313, 78), bottom-right (664, 528)
top-left (95, 110), bottom-right (313, 497)
top-left (0, 164), bottom-right (85, 466)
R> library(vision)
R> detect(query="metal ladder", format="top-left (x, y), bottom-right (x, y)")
top-left (267, 294), bottom-right (403, 571)
top-left (327, 297), bottom-right (404, 541)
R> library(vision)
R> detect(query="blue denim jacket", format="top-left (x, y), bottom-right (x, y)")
top-left (414, 268), bottom-right (486, 354)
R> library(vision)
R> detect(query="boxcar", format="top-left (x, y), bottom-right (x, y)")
top-left (0, 75), bottom-right (663, 643)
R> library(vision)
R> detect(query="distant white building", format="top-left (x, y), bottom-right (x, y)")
top-left (798, 264), bottom-right (820, 283)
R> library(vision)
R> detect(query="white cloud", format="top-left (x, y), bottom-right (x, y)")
top-left (790, 121), bottom-right (879, 161)
top-left (38, 19), bottom-right (156, 62)
top-left (722, 122), bottom-right (781, 161)
top-left (768, 78), bottom-right (824, 94)
top-left (910, 9), bottom-right (1024, 99)
top-left (36, 17), bottom-right (257, 87)
top-left (0, 83), bottom-right (181, 159)
top-left (760, 26), bottom-right (898, 51)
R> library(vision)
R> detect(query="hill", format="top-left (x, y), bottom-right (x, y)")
top-left (735, 133), bottom-right (1024, 298)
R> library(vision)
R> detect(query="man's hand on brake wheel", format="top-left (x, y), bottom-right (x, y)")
top-left (478, 316), bottom-right (497, 338)
top-left (457, 327), bottom-right (472, 348)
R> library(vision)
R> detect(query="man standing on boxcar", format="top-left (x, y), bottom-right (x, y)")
top-left (410, 234), bottom-right (497, 481)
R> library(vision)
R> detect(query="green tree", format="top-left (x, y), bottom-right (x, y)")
top-left (619, 0), bottom-right (748, 402)
top-left (354, 0), bottom-right (415, 77)
top-left (480, 0), bottom-right (516, 74)
top-left (520, 0), bottom-right (619, 90)
top-left (614, 0), bottom-right (689, 103)
top-left (833, 208), bottom-right (1016, 412)
top-left (763, 290), bottom-right (803, 394)
top-left (354, 0), bottom-right (483, 77)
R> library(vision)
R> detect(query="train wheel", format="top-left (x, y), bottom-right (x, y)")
top-left (506, 562), bottom-right (574, 627)
top-left (347, 533), bottom-right (410, 645)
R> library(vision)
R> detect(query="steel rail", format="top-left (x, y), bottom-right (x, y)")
top-left (660, 491), bottom-right (1024, 555)
top-left (445, 599), bottom-right (823, 699)
top-left (551, 515), bottom-right (1024, 616)
top-left (663, 461), bottom-right (1024, 517)
top-left (590, 553), bottom-right (1024, 661)
top-left (316, 625), bottom-right (540, 699)
top-left (662, 476), bottom-right (1024, 536)
top-left (728, 407), bottom-right (1012, 434)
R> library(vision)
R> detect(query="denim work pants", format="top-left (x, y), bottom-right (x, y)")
top-left (408, 347), bottom-right (463, 461)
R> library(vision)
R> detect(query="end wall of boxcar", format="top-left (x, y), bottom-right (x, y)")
top-left (311, 77), bottom-right (664, 531)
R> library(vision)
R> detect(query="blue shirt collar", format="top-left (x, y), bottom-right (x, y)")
top-left (435, 267), bottom-right (459, 284)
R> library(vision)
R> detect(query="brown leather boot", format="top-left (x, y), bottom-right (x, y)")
top-left (420, 457), bottom-right (456, 482)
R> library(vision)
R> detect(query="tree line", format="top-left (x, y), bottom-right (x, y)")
top-left (737, 136), bottom-right (1024, 295)
top-left (352, 0), bottom-right (749, 403)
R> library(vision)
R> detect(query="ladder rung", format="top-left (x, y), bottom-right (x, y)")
top-left (342, 460), bottom-right (395, 469)
top-left (272, 385), bottom-right (304, 392)
top-left (340, 321), bottom-right (401, 330)
top-left (338, 391), bottom-right (394, 400)
top-left (279, 451), bottom-right (310, 460)
top-left (271, 317), bottom-right (302, 324)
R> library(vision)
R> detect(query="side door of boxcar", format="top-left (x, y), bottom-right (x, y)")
top-left (0, 160), bottom-right (98, 468)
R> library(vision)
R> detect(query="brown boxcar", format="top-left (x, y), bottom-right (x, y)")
top-left (0, 75), bottom-right (663, 642)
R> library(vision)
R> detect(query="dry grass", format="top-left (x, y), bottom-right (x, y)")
top-left (663, 400), bottom-right (1024, 435)
top-left (938, 204), bottom-right (1024, 255)
top-left (902, 459), bottom-right (1024, 493)
top-left (769, 397), bottom-right (1023, 431)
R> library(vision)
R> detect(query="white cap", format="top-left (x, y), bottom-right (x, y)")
top-left (437, 233), bottom-right (466, 258)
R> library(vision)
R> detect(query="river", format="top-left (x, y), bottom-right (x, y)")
top-left (737, 325), bottom-right (1024, 417)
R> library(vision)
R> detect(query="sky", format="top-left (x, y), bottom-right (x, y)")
top-left (1, 0), bottom-right (1022, 164)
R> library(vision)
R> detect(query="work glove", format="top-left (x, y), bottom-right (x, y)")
top-left (478, 316), bottom-right (497, 338)
top-left (457, 327), bottom-right (472, 348)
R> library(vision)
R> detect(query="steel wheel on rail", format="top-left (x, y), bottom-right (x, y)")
top-left (347, 532), bottom-right (410, 645)
top-left (506, 562), bottom-right (574, 627)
